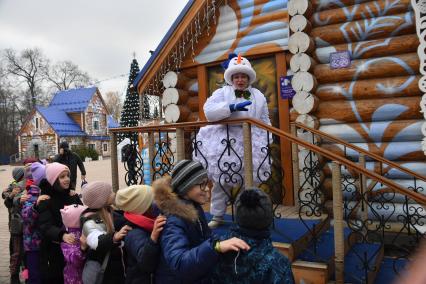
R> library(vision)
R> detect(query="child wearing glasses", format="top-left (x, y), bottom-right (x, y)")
top-left (153, 160), bottom-right (251, 284)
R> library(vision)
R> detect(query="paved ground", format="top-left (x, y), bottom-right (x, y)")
top-left (0, 159), bottom-right (126, 283)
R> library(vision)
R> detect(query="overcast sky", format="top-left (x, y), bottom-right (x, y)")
top-left (0, 0), bottom-right (188, 97)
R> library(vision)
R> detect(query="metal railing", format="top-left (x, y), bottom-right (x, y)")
top-left (293, 122), bottom-right (426, 282)
top-left (109, 118), bottom-right (426, 283)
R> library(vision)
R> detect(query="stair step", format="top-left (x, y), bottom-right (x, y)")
top-left (342, 243), bottom-right (384, 284)
top-left (272, 218), bottom-right (330, 261)
top-left (291, 228), bottom-right (351, 284)
top-left (374, 257), bottom-right (408, 284)
top-left (292, 261), bottom-right (329, 284)
top-left (298, 228), bottom-right (351, 263)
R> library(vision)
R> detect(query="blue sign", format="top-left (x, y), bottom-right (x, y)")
top-left (330, 51), bottom-right (351, 69)
top-left (280, 75), bottom-right (295, 99)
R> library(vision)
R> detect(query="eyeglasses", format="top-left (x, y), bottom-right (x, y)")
top-left (197, 180), bottom-right (209, 192)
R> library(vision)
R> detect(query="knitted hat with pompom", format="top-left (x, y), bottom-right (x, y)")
top-left (236, 188), bottom-right (273, 230)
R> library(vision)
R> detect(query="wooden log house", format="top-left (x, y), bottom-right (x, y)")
top-left (132, 0), bottom-right (425, 207)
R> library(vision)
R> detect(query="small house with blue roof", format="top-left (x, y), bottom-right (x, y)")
top-left (17, 87), bottom-right (119, 160)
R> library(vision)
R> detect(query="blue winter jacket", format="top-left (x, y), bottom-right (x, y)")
top-left (124, 215), bottom-right (161, 284)
top-left (153, 177), bottom-right (219, 284)
top-left (211, 226), bottom-right (295, 284)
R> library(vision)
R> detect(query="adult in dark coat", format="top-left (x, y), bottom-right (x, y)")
top-left (152, 160), bottom-right (250, 284)
top-left (37, 163), bottom-right (82, 284)
top-left (54, 141), bottom-right (86, 190)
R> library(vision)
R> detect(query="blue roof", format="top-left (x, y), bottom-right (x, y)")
top-left (49, 87), bottom-right (98, 112)
top-left (36, 106), bottom-right (86, 137)
top-left (133, 0), bottom-right (194, 87)
top-left (107, 115), bottom-right (120, 128)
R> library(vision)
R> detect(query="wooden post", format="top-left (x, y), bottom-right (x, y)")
top-left (197, 65), bottom-right (208, 121)
top-left (175, 128), bottom-right (185, 161)
top-left (243, 122), bottom-right (254, 188)
top-left (359, 154), bottom-right (368, 228)
top-left (276, 52), bottom-right (294, 205)
top-left (291, 124), bottom-right (300, 208)
top-left (148, 132), bottom-right (155, 182)
top-left (332, 161), bottom-right (344, 284)
top-left (110, 132), bottom-right (119, 192)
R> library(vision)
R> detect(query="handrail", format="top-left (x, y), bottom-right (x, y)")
top-left (110, 117), bottom-right (426, 205)
top-left (294, 122), bottom-right (426, 183)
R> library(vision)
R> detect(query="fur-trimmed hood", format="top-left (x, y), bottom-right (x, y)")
top-left (152, 176), bottom-right (198, 223)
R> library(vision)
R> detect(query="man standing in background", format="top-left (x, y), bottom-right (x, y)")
top-left (54, 141), bottom-right (87, 190)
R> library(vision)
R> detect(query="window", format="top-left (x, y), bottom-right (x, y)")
top-left (93, 118), bottom-right (99, 130)
top-left (88, 144), bottom-right (95, 150)
top-left (103, 143), bottom-right (108, 152)
top-left (35, 118), bottom-right (39, 129)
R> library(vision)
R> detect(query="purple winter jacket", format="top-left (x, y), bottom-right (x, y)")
top-left (21, 184), bottom-right (42, 252)
top-left (61, 228), bottom-right (85, 284)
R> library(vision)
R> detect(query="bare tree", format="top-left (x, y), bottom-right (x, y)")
top-left (0, 61), bottom-right (19, 161)
top-left (3, 48), bottom-right (48, 108)
top-left (104, 91), bottom-right (122, 121)
top-left (45, 60), bottom-right (91, 91)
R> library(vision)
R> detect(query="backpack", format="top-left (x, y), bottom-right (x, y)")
top-left (81, 209), bottom-right (110, 284)
top-left (82, 251), bottom-right (110, 284)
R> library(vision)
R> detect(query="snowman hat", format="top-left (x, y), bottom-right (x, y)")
top-left (223, 54), bottom-right (256, 86)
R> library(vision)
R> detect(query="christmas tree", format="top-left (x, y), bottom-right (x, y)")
top-left (142, 94), bottom-right (150, 120)
top-left (120, 58), bottom-right (140, 133)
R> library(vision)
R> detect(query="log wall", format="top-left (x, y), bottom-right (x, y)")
top-left (162, 69), bottom-right (199, 123)
top-left (183, 0), bottom-right (289, 67)
top-left (306, 0), bottom-right (423, 175)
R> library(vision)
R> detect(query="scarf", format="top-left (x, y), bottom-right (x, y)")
top-left (124, 212), bottom-right (155, 232)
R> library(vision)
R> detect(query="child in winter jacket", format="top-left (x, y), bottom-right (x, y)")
top-left (60, 204), bottom-right (88, 284)
top-left (81, 181), bottom-right (130, 284)
top-left (37, 162), bottom-right (82, 284)
top-left (211, 188), bottom-right (295, 284)
top-left (2, 167), bottom-right (26, 284)
top-left (115, 185), bottom-right (167, 284)
top-left (21, 161), bottom-right (47, 284)
top-left (152, 160), bottom-right (251, 284)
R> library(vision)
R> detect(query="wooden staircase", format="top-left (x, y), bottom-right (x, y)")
top-left (287, 122), bottom-right (425, 283)
top-left (109, 117), bottom-right (426, 284)
top-left (208, 212), bottom-right (389, 284)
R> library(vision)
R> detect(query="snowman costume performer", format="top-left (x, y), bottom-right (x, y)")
top-left (193, 54), bottom-right (271, 228)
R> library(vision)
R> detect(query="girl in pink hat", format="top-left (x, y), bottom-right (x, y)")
top-left (37, 162), bottom-right (82, 284)
top-left (60, 204), bottom-right (88, 284)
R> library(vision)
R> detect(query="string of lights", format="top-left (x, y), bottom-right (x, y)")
top-left (89, 73), bottom-right (130, 86)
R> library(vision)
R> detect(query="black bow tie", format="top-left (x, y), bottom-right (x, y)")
top-left (235, 90), bottom-right (251, 100)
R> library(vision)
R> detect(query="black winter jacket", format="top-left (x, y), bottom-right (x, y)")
top-left (37, 180), bottom-right (82, 283)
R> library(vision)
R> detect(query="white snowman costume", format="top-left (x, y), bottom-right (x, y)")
top-left (192, 56), bottom-right (272, 218)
